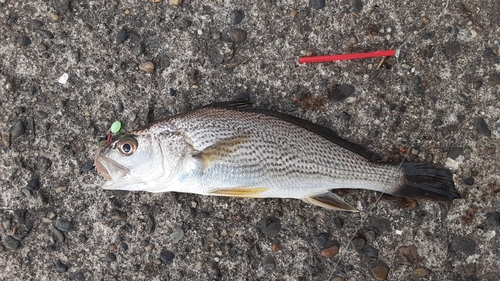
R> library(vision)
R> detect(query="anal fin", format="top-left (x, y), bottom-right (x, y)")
top-left (304, 192), bottom-right (358, 212)
top-left (210, 187), bottom-right (269, 198)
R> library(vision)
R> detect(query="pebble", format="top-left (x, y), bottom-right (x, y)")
top-left (447, 147), bottom-right (463, 159)
top-left (445, 41), bottom-right (461, 56)
top-left (26, 179), bottom-right (41, 191)
top-left (139, 61), bottom-right (155, 73)
top-left (338, 111), bottom-right (351, 121)
top-left (11, 120), bottom-right (26, 137)
top-left (55, 219), bottom-right (73, 232)
top-left (169, 227), bottom-right (184, 243)
top-left (22, 188), bottom-right (32, 197)
top-left (71, 272), bottom-right (86, 280)
top-left (33, 19), bottom-right (44, 28)
top-left (464, 177), bottom-right (474, 185)
top-left (78, 234), bottom-right (87, 243)
top-left (169, 0), bottom-right (183, 6)
top-left (106, 253), bottom-right (117, 262)
top-left (4, 236), bottom-right (21, 250)
top-left (229, 10), bottom-right (245, 24)
top-left (2, 217), bottom-right (12, 230)
top-left (314, 233), bottom-right (329, 246)
top-left (352, 0), bottom-right (363, 12)
top-left (311, 0), bottom-right (326, 10)
top-left (371, 217), bottom-right (392, 233)
top-left (450, 236), bottom-right (476, 256)
top-left (38, 29), bottom-right (54, 39)
top-left (473, 79), bottom-right (483, 90)
top-left (160, 250), bottom-right (175, 263)
top-left (328, 84), bottom-right (355, 102)
top-left (258, 216), bottom-right (281, 237)
top-left (413, 267), bottom-right (430, 277)
top-left (37, 156), bottom-right (52, 174)
top-left (1, 133), bottom-right (10, 148)
top-left (132, 42), bottom-right (145, 56)
top-left (111, 209), bottom-right (127, 220)
top-left (37, 193), bottom-right (47, 206)
top-left (396, 245), bottom-right (419, 265)
top-left (116, 28), bottom-right (129, 44)
top-left (476, 118), bottom-right (491, 137)
top-left (56, 259), bottom-right (69, 273)
top-left (228, 29), bottom-right (247, 43)
top-left (80, 162), bottom-right (94, 172)
top-left (14, 209), bottom-right (28, 221)
top-left (262, 256), bottom-right (276, 273)
top-left (18, 35), bottom-right (32, 46)
top-left (50, 226), bottom-right (65, 243)
top-left (334, 217), bottom-right (344, 228)
top-left (488, 74), bottom-right (500, 86)
top-left (370, 260), bottom-right (389, 280)
top-left (321, 243), bottom-right (339, 258)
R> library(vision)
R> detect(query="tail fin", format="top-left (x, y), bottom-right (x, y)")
top-left (391, 162), bottom-right (461, 201)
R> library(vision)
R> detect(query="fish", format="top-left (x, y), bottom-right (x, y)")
top-left (94, 102), bottom-right (461, 211)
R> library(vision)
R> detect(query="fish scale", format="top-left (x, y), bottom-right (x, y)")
top-left (95, 103), bottom-right (460, 211)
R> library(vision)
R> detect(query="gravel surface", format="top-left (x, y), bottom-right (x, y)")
top-left (1, 0), bottom-right (499, 280)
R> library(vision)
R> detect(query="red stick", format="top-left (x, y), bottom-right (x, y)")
top-left (299, 50), bottom-right (396, 64)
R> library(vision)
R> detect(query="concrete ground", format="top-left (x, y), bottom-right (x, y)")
top-left (0, 0), bottom-right (499, 280)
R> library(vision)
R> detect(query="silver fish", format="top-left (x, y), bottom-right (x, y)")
top-left (94, 102), bottom-right (460, 211)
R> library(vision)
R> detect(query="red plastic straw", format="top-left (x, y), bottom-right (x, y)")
top-left (299, 50), bottom-right (395, 64)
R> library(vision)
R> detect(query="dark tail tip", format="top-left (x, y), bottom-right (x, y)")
top-left (392, 162), bottom-right (461, 201)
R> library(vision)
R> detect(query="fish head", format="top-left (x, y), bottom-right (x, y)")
top-left (94, 133), bottom-right (167, 191)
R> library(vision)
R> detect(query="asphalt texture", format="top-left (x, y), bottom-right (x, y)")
top-left (1, 0), bottom-right (499, 280)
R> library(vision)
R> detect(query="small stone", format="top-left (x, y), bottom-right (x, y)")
top-left (38, 29), bottom-right (54, 39)
top-left (262, 256), bottom-right (276, 273)
top-left (445, 41), bottom-right (461, 56)
top-left (71, 272), bottom-right (86, 280)
top-left (49, 13), bottom-right (59, 21)
top-left (26, 179), bottom-right (41, 191)
top-left (37, 156), bottom-right (52, 174)
top-left (78, 234), bottom-right (87, 243)
top-left (56, 259), bottom-right (68, 273)
top-left (169, 227), bottom-right (184, 243)
top-left (33, 19), bottom-right (44, 28)
top-left (397, 245), bottom-right (419, 265)
top-left (106, 252), bottom-right (117, 262)
top-left (4, 236), bottom-right (20, 250)
top-left (371, 217), bottom-right (392, 233)
top-left (139, 61), bottom-right (155, 73)
top-left (22, 188), bottom-right (32, 197)
top-left (352, 0), bottom-right (363, 12)
top-left (168, 0), bottom-right (183, 6)
top-left (488, 74), bottom-right (500, 86)
top-left (14, 209), bottom-right (28, 221)
top-left (111, 209), bottom-right (127, 220)
top-left (413, 267), bottom-right (430, 277)
top-left (18, 36), bottom-right (32, 47)
top-left (328, 84), bottom-right (355, 102)
top-left (2, 217), bottom-right (12, 230)
top-left (109, 244), bottom-right (117, 251)
top-left (339, 111), bottom-right (351, 121)
top-left (447, 147), bottom-right (463, 159)
top-left (152, 0), bottom-right (163, 2)
top-left (476, 118), bottom-right (491, 137)
top-left (37, 193), bottom-right (47, 206)
top-left (140, 239), bottom-right (149, 247)
top-left (258, 217), bottom-right (281, 237)
top-left (314, 233), bottom-right (329, 246)
top-left (80, 162), bottom-right (94, 172)
top-left (290, 9), bottom-right (298, 17)
top-left (50, 226), bottom-right (65, 243)
top-left (473, 80), bottom-right (483, 90)
top-left (464, 177), bottom-right (474, 185)
top-left (228, 29), bottom-right (247, 43)
top-left (272, 243), bottom-right (280, 251)
top-left (56, 186), bottom-right (67, 193)
top-left (160, 250), bottom-right (175, 263)
top-left (55, 219), bottom-right (73, 232)
top-left (1, 133), bottom-right (10, 148)
top-left (311, 0), bottom-right (326, 10)
top-left (229, 10), bottom-right (245, 25)
top-left (450, 236), bottom-right (476, 256)
top-left (11, 120), bottom-right (26, 137)
top-left (370, 260), bottom-right (389, 281)
top-left (132, 42), bottom-right (145, 56)
top-left (116, 28), bottom-right (129, 44)
top-left (321, 244), bottom-right (339, 258)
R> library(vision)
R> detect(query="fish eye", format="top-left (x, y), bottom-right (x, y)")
top-left (117, 137), bottom-right (138, 156)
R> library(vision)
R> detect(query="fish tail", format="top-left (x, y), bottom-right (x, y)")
top-left (390, 162), bottom-right (461, 201)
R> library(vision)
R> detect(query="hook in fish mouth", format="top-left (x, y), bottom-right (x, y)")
top-left (94, 155), bottom-right (130, 182)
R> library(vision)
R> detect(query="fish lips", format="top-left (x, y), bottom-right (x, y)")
top-left (94, 155), bottom-right (130, 183)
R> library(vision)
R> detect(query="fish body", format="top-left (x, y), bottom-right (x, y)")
top-left (95, 103), bottom-right (460, 211)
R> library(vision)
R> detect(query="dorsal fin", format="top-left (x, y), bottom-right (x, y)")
top-left (204, 101), bottom-right (382, 162)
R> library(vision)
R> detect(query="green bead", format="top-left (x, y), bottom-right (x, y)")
top-left (110, 121), bottom-right (121, 134)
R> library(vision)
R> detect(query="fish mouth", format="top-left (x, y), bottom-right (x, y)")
top-left (94, 155), bottom-right (130, 183)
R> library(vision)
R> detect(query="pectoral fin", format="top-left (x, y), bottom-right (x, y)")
top-left (195, 135), bottom-right (250, 172)
top-left (304, 192), bottom-right (358, 212)
top-left (210, 187), bottom-right (269, 198)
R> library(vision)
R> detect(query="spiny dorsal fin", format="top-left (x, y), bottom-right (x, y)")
top-left (304, 192), bottom-right (358, 212)
top-left (195, 134), bottom-right (250, 172)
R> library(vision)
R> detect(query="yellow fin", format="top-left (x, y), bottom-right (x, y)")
top-left (210, 187), bottom-right (269, 198)
top-left (197, 135), bottom-right (250, 172)
top-left (304, 192), bottom-right (358, 212)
